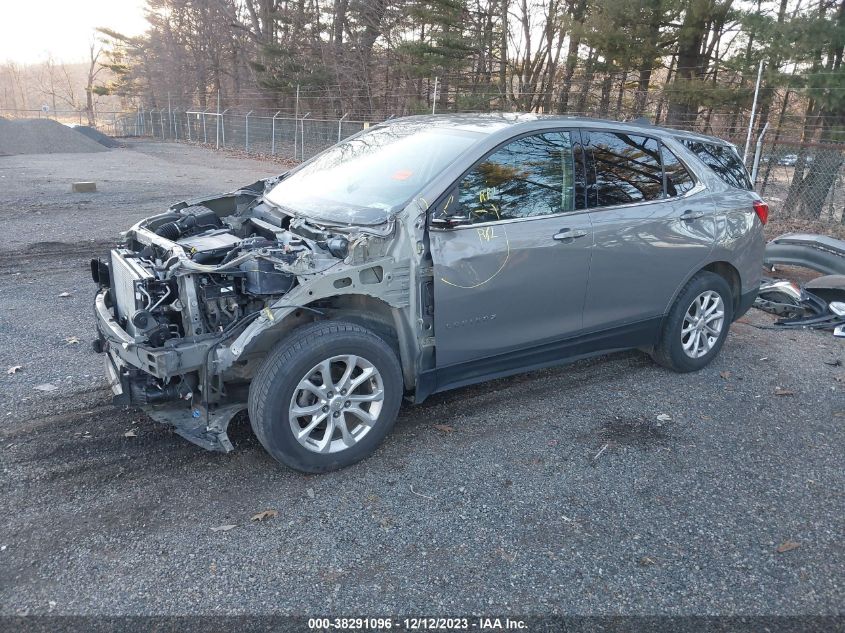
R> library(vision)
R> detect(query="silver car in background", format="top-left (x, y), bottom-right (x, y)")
top-left (92, 114), bottom-right (766, 472)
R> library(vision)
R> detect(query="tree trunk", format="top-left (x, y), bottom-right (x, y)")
top-left (666, 0), bottom-right (721, 127)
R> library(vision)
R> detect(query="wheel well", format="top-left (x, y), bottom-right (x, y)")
top-left (321, 295), bottom-right (400, 350)
top-left (702, 261), bottom-right (741, 311)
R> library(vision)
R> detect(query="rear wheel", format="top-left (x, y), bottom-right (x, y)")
top-left (652, 271), bottom-right (733, 373)
top-left (248, 321), bottom-right (403, 472)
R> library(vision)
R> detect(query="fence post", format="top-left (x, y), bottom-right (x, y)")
top-left (173, 110), bottom-right (179, 141)
top-left (272, 111), bottom-right (282, 155)
top-left (216, 90), bottom-right (221, 150)
top-left (432, 76), bottom-right (439, 114)
top-left (202, 110), bottom-right (208, 144)
top-left (220, 108), bottom-right (229, 147)
top-left (294, 84), bottom-right (300, 161)
top-left (338, 112), bottom-right (349, 143)
top-left (186, 112), bottom-right (192, 142)
top-left (751, 121), bottom-right (770, 185)
top-left (245, 111), bottom-right (253, 152)
top-left (300, 112), bottom-right (311, 161)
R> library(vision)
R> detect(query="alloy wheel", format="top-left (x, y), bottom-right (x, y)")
top-left (681, 290), bottom-right (725, 359)
top-left (288, 355), bottom-right (385, 453)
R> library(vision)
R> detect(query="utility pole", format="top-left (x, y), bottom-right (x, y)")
top-left (432, 77), bottom-right (439, 115)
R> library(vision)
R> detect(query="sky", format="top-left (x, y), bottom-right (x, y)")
top-left (0, 0), bottom-right (149, 65)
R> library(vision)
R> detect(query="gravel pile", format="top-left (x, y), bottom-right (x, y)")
top-left (71, 124), bottom-right (120, 148)
top-left (0, 118), bottom-right (107, 155)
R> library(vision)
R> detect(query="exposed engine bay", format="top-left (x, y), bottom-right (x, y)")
top-left (93, 183), bottom-right (392, 349)
top-left (91, 179), bottom-right (411, 446)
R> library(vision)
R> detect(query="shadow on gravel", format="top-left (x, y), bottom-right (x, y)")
top-left (597, 417), bottom-right (670, 447)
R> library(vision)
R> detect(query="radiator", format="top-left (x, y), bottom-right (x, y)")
top-left (109, 249), bottom-right (154, 322)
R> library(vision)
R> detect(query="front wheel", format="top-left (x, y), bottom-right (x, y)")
top-left (248, 321), bottom-right (403, 472)
top-left (652, 271), bottom-right (734, 373)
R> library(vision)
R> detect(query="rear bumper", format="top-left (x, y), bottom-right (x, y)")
top-left (735, 287), bottom-right (758, 320)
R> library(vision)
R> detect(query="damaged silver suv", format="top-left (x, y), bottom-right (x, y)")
top-left (92, 114), bottom-right (765, 472)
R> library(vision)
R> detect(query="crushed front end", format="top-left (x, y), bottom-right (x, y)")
top-left (91, 178), bottom-right (402, 452)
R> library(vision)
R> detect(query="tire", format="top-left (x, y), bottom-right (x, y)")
top-left (652, 271), bottom-right (734, 373)
top-left (248, 320), bottom-right (403, 473)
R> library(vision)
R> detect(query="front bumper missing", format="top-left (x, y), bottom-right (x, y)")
top-left (94, 289), bottom-right (213, 378)
top-left (97, 290), bottom-right (244, 453)
top-left (106, 349), bottom-right (243, 453)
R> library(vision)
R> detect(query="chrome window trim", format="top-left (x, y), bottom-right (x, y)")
top-left (433, 207), bottom-right (593, 231)
top-left (583, 181), bottom-right (707, 215)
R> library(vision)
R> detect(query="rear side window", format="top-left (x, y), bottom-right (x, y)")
top-left (457, 131), bottom-right (582, 223)
top-left (681, 140), bottom-right (752, 190)
top-left (662, 145), bottom-right (696, 196)
top-left (585, 132), bottom-right (663, 206)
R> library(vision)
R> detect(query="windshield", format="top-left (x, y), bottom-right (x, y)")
top-left (265, 122), bottom-right (482, 225)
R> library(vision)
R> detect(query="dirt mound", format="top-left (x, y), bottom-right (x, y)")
top-left (0, 118), bottom-right (107, 155)
top-left (71, 125), bottom-right (120, 148)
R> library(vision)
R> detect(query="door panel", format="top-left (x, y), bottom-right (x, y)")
top-left (582, 132), bottom-right (716, 330)
top-left (429, 130), bottom-right (592, 368)
top-left (431, 213), bottom-right (593, 367)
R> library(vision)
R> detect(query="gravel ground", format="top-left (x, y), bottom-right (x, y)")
top-left (0, 118), bottom-right (107, 155)
top-left (1, 141), bottom-right (843, 617)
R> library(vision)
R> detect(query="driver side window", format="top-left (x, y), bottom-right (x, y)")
top-left (457, 132), bottom-right (579, 224)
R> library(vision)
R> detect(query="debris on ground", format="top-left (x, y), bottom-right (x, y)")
top-left (210, 524), bottom-right (237, 532)
top-left (776, 540), bottom-right (801, 553)
top-left (34, 384), bottom-right (57, 392)
top-left (71, 182), bottom-right (97, 193)
top-left (434, 424), bottom-right (456, 433)
top-left (0, 118), bottom-right (107, 155)
top-left (7, 366), bottom-right (22, 375)
top-left (755, 276), bottom-right (845, 333)
top-left (250, 509), bottom-right (278, 522)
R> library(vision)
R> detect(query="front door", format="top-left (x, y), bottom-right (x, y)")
top-left (430, 130), bottom-right (593, 368)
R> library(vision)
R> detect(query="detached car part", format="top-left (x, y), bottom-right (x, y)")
top-left (764, 233), bottom-right (845, 275)
top-left (755, 275), bottom-right (845, 331)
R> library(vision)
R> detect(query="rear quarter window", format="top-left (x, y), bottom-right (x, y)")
top-left (681, 140), bottom-right (753, 190)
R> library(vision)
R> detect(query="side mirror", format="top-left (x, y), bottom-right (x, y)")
top-left (430, 215), bottom-right (471, 229)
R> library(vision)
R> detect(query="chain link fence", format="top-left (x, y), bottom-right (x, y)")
top-left (111, 108), bottom-right (367, 161)
top-left (756, 140), bottom-right (845, 224)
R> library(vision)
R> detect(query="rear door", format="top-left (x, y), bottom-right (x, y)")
top-left (429, 130), bottom-right (593, 367)
top-left (581, 130), bottom-right (716, 331)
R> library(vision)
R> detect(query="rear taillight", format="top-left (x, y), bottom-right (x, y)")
top-left (753, 199), bottom-right (769, 225)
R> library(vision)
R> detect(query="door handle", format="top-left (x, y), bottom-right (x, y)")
top-left (681, 210), bottom-right (705, 221)
top-left (553, 228), bottom-right (588, 241)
